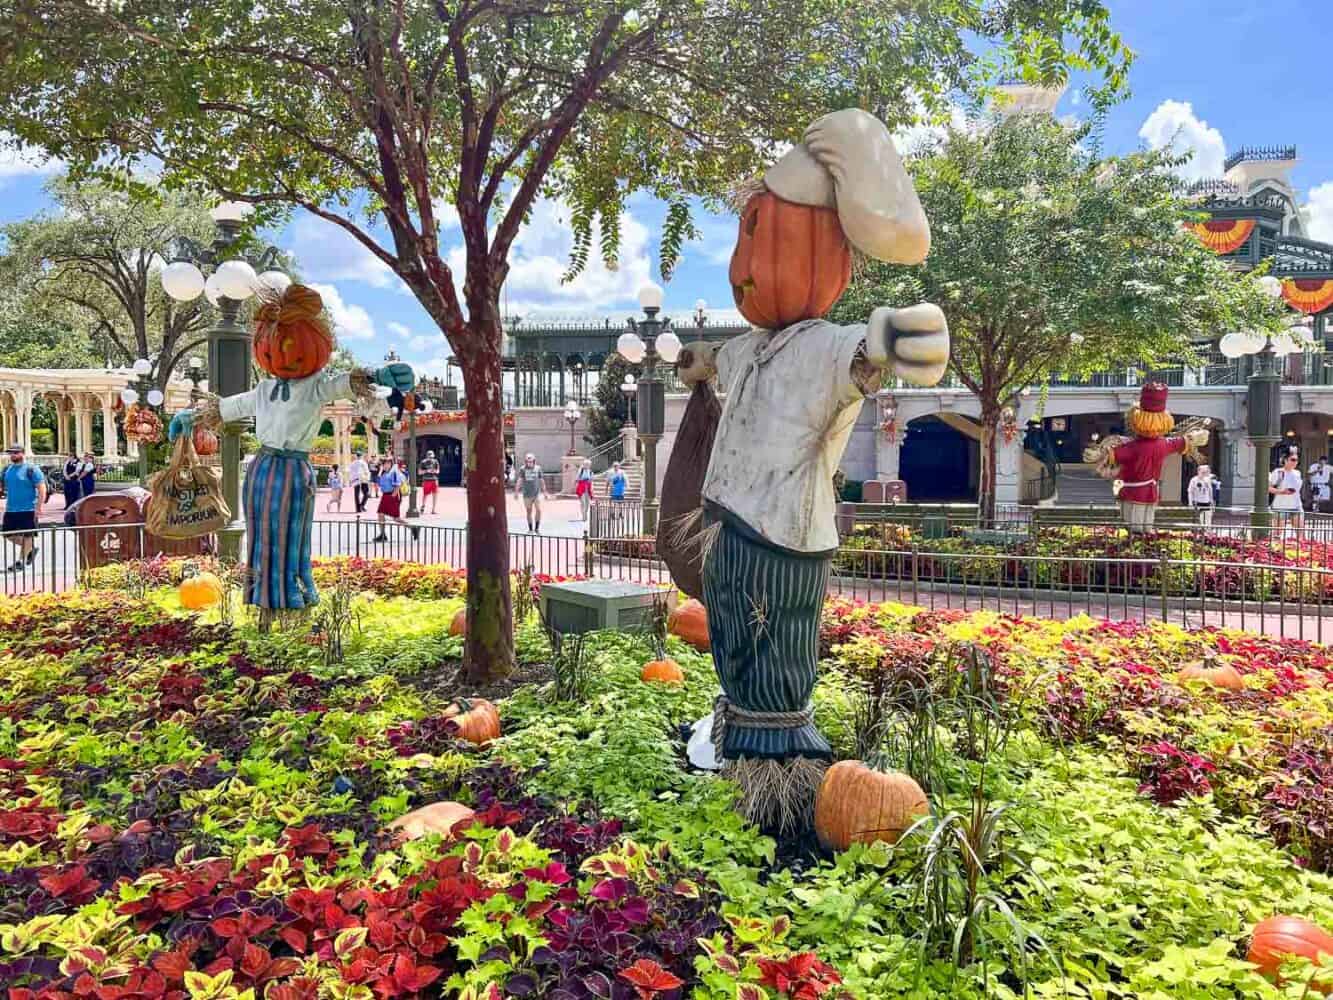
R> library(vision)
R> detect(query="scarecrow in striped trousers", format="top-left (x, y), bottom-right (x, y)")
top-left (668, 109), bottom-right (950, 835)
top-left (170, 283), bottom-right (414, 629)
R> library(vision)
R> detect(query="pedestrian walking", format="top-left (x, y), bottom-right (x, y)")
top-left (515, 453), bottom-right (546, 533)
top-left (575, 459), bottom-right (593, 522)
top-left (325, 466), bottom-right (344, 512)
top-left (374, 456), bottom-right (419, 542)
top-left (2, 443), bottom-right (47, 572)
top-left (418, 449), bottom-right (440, 515)
top-left (1270, 450), bottom-right (1305, 531)
top-left (1187, 464), bottom-right (1219, 528)
top-left (1309, 456), bottom-right (1331, 511)
top-left (349, 451), bottom-right (371, 513)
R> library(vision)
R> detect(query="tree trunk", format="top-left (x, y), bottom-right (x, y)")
top-left (978, 405), bottom-right (999, 527)
top-left (459, 332), bottom-right (515, 682)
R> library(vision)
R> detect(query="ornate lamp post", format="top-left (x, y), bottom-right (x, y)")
top-left (616, 283), bottom-right (682, 535)
top-left (620, 374), bottom-right (638, 426)
top-left (160, 201), bottom-right (288, 560)
top-left (563, 399), bottom-right (581, 455)
top-left (185, 356), bottom-right (206, 402)
top-left (1219, 275), bottom-right (1310, 532)
top-left (120, 358), bottom-right (165, 487)
top-left (694, 298), bottom-right (707, 332)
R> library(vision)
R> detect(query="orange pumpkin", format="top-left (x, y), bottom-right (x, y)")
top-left (1248, 915), bottom-right (1333, 990)
top-left (191, 426), bottom-right (219, 456)
top-left (254, 316), bottom-right (333, 379)
top-left (442, 697), bottom-right (501, 745)
top-left (641, 659), bottom-right (684, 684)
top-left (1178, 658), bottom-right (1245, 692)
top-left (388, 801), bottom-right (476, 841)
top-left (449, 609), bottom-right (467, 637)
top-left (178, 572), bottom-right (223, 610)
top-left (729, 191), bottom-right (852, 329)
top-left (668, 599), bottom-right (710, 652)
top-left (814, 761), bottom-right (929, 853)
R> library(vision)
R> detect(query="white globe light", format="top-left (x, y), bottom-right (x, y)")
top-left (204, 272), bottom-right (225, 306)
top-left (146, 389), bottom-right (164, 407)
top-left (132, 357), bottom-right (152, 376)
top-left (1258, 275), bottom-right (1283, 299)
top-left (655, 330), bottom-right (682, 363)
top-left (211, 201), bottom-right (254, 223)
top-left (1239, 330), bottom-right (1267, 353)
top-left (637, 282), bottom-right (664, 311)
top-left (621, 374), bottom-right (637, 392)
top-left (214, 259), bottom-right (258, 300)
top-left (1218, 333), bottom-right (1245, 359)
top-left (119, 388), bottom-right (139, 406)
top-left (1271, 334), bottom-right (1296, 357)
top-left (160, 261), bottom-right (206, 301)
top-left (258, 270), bottom-right (292, 293)
top-left (617, 331), bottom-right (646, 364)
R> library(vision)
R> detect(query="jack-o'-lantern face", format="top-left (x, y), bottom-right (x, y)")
top-left (254, 318), bottom-right (333, 380)
top-left (729, 191), bottom-right (852, 330)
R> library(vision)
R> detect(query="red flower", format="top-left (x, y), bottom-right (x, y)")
top-left (757, 953), bottom-right (844, 999)
top-left (618, 959), bottom-right (684, 1000)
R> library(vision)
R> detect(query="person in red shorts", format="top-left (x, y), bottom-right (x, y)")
top-left (418, 449), bottom-right (440, 515)
top-left (1084, 382), bottom-right (1208, 532)
top-left (374, 456), bottom-right (419, 542)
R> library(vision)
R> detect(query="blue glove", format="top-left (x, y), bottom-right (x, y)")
top-left (375, 363), bottom-right (416, 393)
top-left (168, 410), bottom-right (194, 442)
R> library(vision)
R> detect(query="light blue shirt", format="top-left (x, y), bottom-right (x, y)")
top-left (3, 461), bottom-right (45, 512)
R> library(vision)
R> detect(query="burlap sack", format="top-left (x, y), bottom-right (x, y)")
top-left (656, 380), bottom-right (722, 600)
top-left (146, 433), bottom-right (230, 538)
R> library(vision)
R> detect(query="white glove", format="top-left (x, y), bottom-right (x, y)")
top-left (1185, 428), bottom-right (1209, 448)
top-left (866, 303), bottom-right (950, 387)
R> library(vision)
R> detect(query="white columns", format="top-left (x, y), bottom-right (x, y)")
top-left (12, 389), bottom-right (33, 454)
top-left (75, 407), bottom-right (93, 456)
top-left (100, 393), bottom-right (120, 462)
top-left (55, 400), bottom-right (71, 455)
top-left (875, 433), bottom-right (901, 482)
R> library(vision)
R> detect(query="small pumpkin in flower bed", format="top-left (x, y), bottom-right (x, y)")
top-left (668, 599), bottom-right (710, 651)
top-left (1248, 915), bottom-right (1333, 990)
top-left (443, 697), bottom-right (501, 745)
top-left (814, 760), bottom-right (929, 852)
top-left (449, 608), bottom-right (467, 637)
top-left (641, 659), bottom-right (684, 684)
top-left (178, 571), bottom-right (223, 610)
top-left (1178, 656), bottom-right (1245, 692)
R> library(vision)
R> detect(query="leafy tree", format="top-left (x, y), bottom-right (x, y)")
top-left (831, 112), bottom-right (1286, 521)
top-left (0, 303), bottom-right (99, 370)
top-left (584, 354), bottom-right (639, 451)
top-left (0, 176), bottom-right (218, 389)
top-left (0, 0), bottom-right (1132, 679)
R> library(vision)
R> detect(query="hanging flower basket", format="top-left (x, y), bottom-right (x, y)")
top-left (124, 404), bottom-right (164, 445)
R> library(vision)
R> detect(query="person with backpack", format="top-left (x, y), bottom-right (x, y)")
top-left (2, 443), bottom-right (47, 572)
top-left (1270, 450), bottom-right (1305, 531)
top-left (374, 456), bottom-right (420, 542)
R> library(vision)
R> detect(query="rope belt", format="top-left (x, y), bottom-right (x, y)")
top-left (257, 446), bottom-right (311, 461)
top-left (1119, 479), bottom-right (1156, 489)
top-left (711, 695), bottom-right (815, 756)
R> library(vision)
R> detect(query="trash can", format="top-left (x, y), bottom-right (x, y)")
top-left (75, 493), bottom-right (144, 571)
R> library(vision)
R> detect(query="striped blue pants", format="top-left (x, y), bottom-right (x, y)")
top-left (243, 448), bottom-right (318, 610)
top-left (703, 518), bottom-right (832, 761)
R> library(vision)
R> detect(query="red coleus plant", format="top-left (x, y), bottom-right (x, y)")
top-left (756, 953), bottom-right (845, 999)
top-left (1136, 740), bottom-right (1216, 805)
top-left (618, 959), bottom-right (684, 1000)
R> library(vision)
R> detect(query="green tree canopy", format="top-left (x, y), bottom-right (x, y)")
top-left (0, 0), bottom-right (1133, 678)
top-left (831, 112), bottom-right (1286, 518)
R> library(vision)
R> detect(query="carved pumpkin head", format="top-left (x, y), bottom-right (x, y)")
top-left (252, 283), bottom-right (335, 380)
top-left (729, 190), bottom-right (852, 330)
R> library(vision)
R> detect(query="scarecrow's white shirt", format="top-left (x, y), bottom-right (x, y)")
top-left (702, 320), bottom-right (872, 553)
top-left (219, 371), bottom-right (354, 452)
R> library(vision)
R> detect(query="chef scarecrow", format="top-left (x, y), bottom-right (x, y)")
top-left (664, 109), bottom-right (950, 834)
top-left (170, 283), bottom-right (415, 628)
top-left (1082, 382), bottom-right (1209, 532)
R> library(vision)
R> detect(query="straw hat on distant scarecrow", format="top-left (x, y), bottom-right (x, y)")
top-left (169, 282), bottom-right (416, 629)
top-left (1083, 381), bottom-right (1209, 532)
top-left (659, 108), bottom-right (950, 836)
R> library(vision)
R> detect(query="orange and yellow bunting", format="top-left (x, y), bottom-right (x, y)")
top-left (1186, 218), bottom-right (1255, 254)
top-left (1281, 278), bottom-right (1333, 315)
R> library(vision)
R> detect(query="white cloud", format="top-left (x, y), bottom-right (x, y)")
top-left (0, 132), bottom-right (61, 184)
top-left (386, 321), bottom-right (412, 339)
top-left (1304, 182), bottom-right (1333, 244)
top-left (1138, 100), bottom-right (1226, 181)
top-left (688, 214), bottom-right (739, 266)
top-left (310, 283), bottom-right (376, 342)
top-left (406, 334), bottom-right (441, 353)
top-left (287, 214), bottom-right (401, 289)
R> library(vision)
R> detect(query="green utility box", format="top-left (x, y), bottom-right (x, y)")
top-left (921, 515), bottom-right (950, 540)
top-left (539, 580), bottom-right (674, 635)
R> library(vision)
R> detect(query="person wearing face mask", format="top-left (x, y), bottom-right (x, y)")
top-left (2, 444), bottom-right (47, 572)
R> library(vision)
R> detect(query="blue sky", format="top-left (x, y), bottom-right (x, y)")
top-left (3, 0), bottom-right (1331, 378)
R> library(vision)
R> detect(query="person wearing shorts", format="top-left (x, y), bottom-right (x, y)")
top-left (1270, 451), bottom-right (1305, 531)
top-left (418, 450), bottom-right (440, 514)
top-left (515, 453), bottom-right (546, 533)
top-left (2, 443), bottom-right (47, 572)
top-left (375, 457), bottom-right (419, 542)
top-left (325, 466), bottom-right (344, 512)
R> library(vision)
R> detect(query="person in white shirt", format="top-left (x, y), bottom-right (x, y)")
top-left (349, 452), bottom-right (371, 513)
top-left (1308, 456), bottom-right (1330, 510)
top-left (1270, 451), bottom-right (1305, 530)
top-left (1186, 465), bottom-right (1219, 528)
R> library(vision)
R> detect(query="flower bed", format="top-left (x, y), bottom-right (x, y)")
top-left (5, 573), bottom-right (1333, 997)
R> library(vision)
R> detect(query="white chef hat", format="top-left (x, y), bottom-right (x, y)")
top-left (762, 109), bottom-right (931, 265)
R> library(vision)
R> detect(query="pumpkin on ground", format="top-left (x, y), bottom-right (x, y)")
top-left (668, 599), bottom-right (710, 652)
top-left (1248, 915), bottom-right (1333, 990)
top-left (449, 609), bottom-right (467, 637)
top-left (443, 697), bottom-right (501, 745)
top-left (641, 659), bottom-right (684, 685)
top-left (388, 801), bottom-right (476, 841)
top-left (178, 572), bottom-right (223, 610)
top-left (814, 760), bottom-right (929, 852)
top-left (729, 191), bottom-right (852, 330)
top-left (191, 426), bottom-right (219, 456)
top-left (1178, 658), bottom-right (1245, 692)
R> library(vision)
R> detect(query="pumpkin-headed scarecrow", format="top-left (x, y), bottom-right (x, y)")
top-left (1083, 382), bottom-right (1209, 532)
top-left (170, 283), bottom-right (415, 626)
top-left (663, 109), bottom-right (950, 835)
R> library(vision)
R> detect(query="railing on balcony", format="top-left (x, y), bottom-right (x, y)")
top-left (1223, 145), bottom-right (1297, 172)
